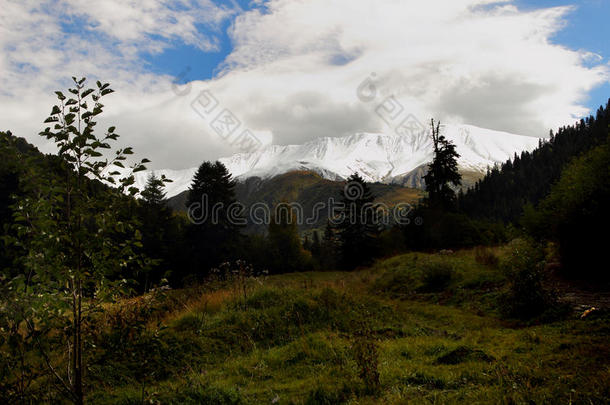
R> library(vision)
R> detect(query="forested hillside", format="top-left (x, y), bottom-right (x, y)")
top-left (458, 100), bottom-right (610, 222)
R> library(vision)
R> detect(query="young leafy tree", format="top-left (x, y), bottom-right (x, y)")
top-left (336, 173), bottom-right (380, 269)
top-left (7, 77), bottom-right (155, 404)
top-left (423, 119), bottom-right (461, 209)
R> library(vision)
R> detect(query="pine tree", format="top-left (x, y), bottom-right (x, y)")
top-left (141, 173), bottom-right (167, 206)
top-left (184, 161), bottom-right (240, 279)
top-left (423, 119), bottom-right (461, 209)
top-left (138, 173), bottom-right (175, 291)
top-left (336, 173), bottom-right (380, 269)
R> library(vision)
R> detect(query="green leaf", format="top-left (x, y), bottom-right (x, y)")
top-left (82, 88), bottom-right (94, 98)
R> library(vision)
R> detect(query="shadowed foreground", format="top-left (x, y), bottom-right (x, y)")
top-left (84, 247), bottom-right (609, 404)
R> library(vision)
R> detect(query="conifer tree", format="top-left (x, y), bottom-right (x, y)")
top-left (336, 173), bottom-right (380, 269)
top-left (141, 173), bottom-right (167, 206)
top-left (185, 161), bottom-right (240, 279)
top-left (138, 173), bottom-right (175, 291)
top-left (423, 119), bottom-right (461, 209)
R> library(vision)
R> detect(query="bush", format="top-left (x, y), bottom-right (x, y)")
top-left (474, 246), bottom-right (499, 267)
top-left (419, 261), bottom-right (454, 292)
top-left (499, 239), bottom-right (559, 320)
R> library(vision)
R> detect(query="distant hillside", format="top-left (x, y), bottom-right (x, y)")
top-left (459, 99), bottom-right (610, 222)
top-left (167, 170), bottom-right (424, 233)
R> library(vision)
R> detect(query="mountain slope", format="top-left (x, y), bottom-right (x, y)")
top-left (137, 124), bottom-right (540, 198)
top-left (167, 170), bottom-right (424, 232)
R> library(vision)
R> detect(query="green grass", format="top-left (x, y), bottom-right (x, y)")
top-left (74, 248), bottom-right (610, 403)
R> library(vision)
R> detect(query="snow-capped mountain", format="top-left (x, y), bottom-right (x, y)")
top-left (135, 124), bottom-right (541, 197)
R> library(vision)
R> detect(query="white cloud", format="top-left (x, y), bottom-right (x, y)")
top-left (0, 0), bottom-right (608, 169)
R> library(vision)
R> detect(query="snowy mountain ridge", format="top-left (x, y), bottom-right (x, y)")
top-left (135, 124), bottom-right (541, 197)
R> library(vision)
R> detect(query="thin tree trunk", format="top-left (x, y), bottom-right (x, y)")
top-left (74, 278), bottom-right (83, 405)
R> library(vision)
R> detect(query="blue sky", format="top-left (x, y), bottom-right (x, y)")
top-left (143, 0), bottom-right (264, 80)
top-left (142, 0), bottom-right (610, 112)
top-left (1, 0), bottom-right (608, 168)
top-left (515, 0), bottom-right (610, 110)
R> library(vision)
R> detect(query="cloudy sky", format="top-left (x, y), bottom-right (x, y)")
top-left (1, 0), bottom-right (608, 169)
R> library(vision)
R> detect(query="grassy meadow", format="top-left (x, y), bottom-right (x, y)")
top-left (82, 246), bottom-right (609, 404)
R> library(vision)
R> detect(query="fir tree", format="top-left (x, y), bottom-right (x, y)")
top-left (336, 173), bottom-right (380, 269)
top-left (184, 161), bottom-right (240, 279)
top-left (423, 119), bottom-right (461, 209)
top-left (138, 173), bottom-right (175, 291)
top-left (141, 173), bottom-right (167, 206)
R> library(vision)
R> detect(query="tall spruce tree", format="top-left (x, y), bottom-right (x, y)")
top-left (423, 119), bottom-right (461, 209)
top-left (137, 173), bottom-right (175, 291)
top-left (336, 173), bottom-right (380, 269)
top-left (185, 161), bottom-right (240, 280)
top-left (141, 173), bottom-right (167, 205)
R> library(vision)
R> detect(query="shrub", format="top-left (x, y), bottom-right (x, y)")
top-left (474, 246), bottom-right (499, 267)
top-left (499, 239), bottom-right (560, 320)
